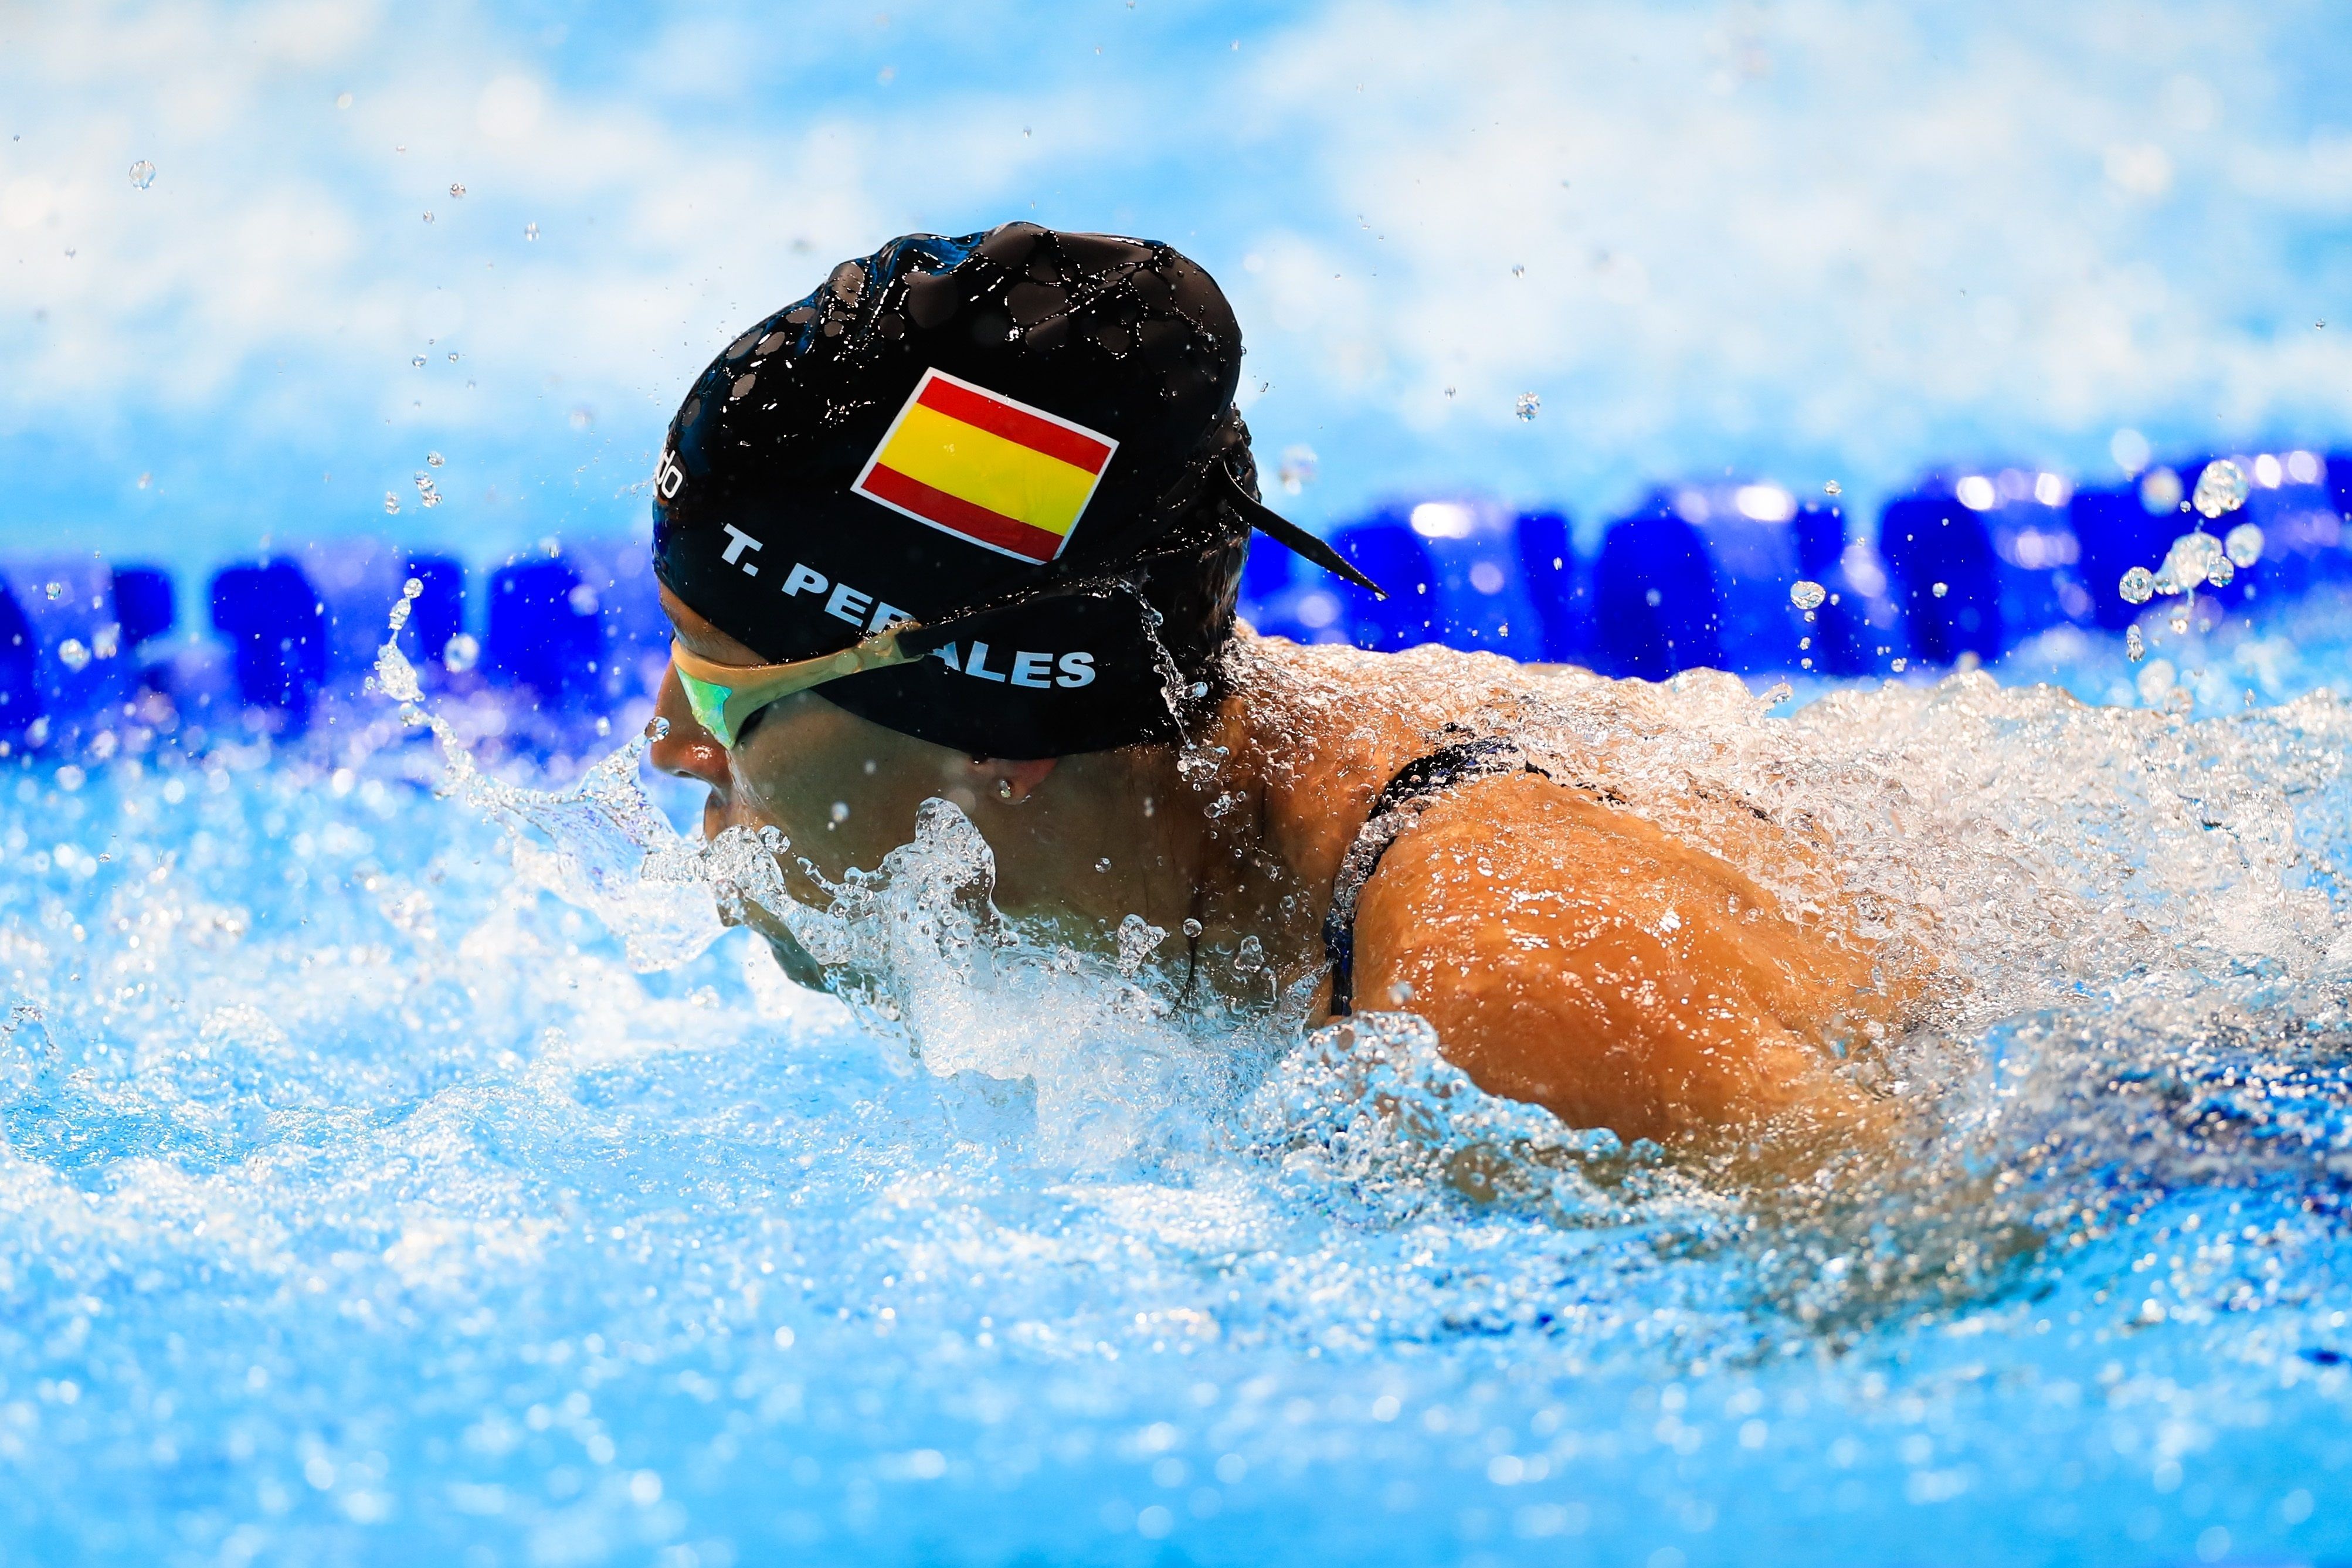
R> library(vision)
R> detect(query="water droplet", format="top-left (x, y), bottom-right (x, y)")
top-left (1444, 386), bottom-right (1457, 399)
top-left (426, 451), bottom-right (444, 467)
top-left (829, 802), bottom-right (850, 823)
top-left (1824, 480), bottom-right (1842, 496)
top-left (1931, 581), bottom-right (1949, 598)
top-left (2192, 459), bottom-right (2249, 518)
top-left (441, 633), bottom-right (479, 673)
top-left (1889, 656), bottom-right (1907, 672)
top-left (570, 408), bottom-right (593, 430)
top-left (2139, 467), bottom-right (2183, 514)
top-left (42, 582), bottom-right (62, 602)
top-left (1789, 580), bottom-right (1826, 610)
top-left (411, 356), bottom-right (426, 368)
top-left (449, 182), bottom-right (466, 199)
top-left (2206, 552), bottom-right (2234, 587)
top-left (383, 492), bottom-right (401, 514)
top-left (1022, 126), bottom-right (1031, 137)
top-left (2161, 530), bottom-right (2223, 592)
top-left (422, 211), bottom-right (434, 223)
top-left (1511, 263), bottom-right (1525, 277)
top-left (127, 159), bottom-right (155, 189)
top-left (2126, 625), bottom-right (2146, 662)
top-left (2119, 566), bottom-right (2156, 604)
top-left (1232, 935), bottom-right (1265, 974)
top-left (2224, 521), bottom-right (2264, 567)
top-left (1094, 857), bottom-right (1112, 873)
top-left (1513, 392), bottom-right (1541, 421)
top-left (335, 92), bottom-right (352, 110)
top-left (524, 222), bottom-right (539, 240)
top-left (56, 638), bottom-right (90, 671)
top-left (1276, 444), bottom-right (1318, 494)
top-left (1187, 681), bottom-right (1208, 699)
top-left (402, 578), bottom-right (423, 599)
top-left (447, 352), bottom-right (459, 362)
top-left (1182, 918), bottom-right (1204, 938)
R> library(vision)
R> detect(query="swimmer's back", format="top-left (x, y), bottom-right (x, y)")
top-left (1346, 768), bottom-right (1889, 1142)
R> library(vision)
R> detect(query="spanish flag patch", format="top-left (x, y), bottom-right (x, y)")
top-left (852, 368), bottom-right (1118, 565)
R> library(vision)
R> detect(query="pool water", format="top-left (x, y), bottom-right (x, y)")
top-left (2, 589), bottom-right (2350, 1567)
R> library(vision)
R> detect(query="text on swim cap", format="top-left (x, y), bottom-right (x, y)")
top-left (763, 549), bottom-right (1095, 688)
top-left (655, 447), bottom-right (685, 501)
top-left (720, 524), bottom-right (762, 575)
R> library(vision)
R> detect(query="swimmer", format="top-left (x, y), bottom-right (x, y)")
top-left (648, 223), bottom-right (1901, 1156)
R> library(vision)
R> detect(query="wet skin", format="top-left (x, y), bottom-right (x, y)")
top-left (653, 585), bottom-right (1896, 1150)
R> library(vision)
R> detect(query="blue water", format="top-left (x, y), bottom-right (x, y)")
top-left (3, 584), bottom-right (2351, 1567)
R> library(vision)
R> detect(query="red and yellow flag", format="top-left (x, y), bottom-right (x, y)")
top-left (852, 369), bottom-right (1118, 564)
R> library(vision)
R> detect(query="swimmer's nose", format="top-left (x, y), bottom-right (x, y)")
top-left (650, 660), bottom-right (731, 792)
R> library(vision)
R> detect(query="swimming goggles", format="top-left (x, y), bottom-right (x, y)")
top-left (669, 629), bottom-right (915, 748)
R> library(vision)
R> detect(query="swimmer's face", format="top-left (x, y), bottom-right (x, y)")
top-left (651, 585), bottom-right (1000, 884)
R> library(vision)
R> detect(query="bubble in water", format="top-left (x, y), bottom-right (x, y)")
top-left (127, 159), bottom-right (155, 189)
top-left (441, 633), bottom-right (479, 673)
top-left (2125, 625), bottom-right (2146, 661)
top-left (1932, 582), bottom-right (1949, 599)
top-left (426, 451), bottom-right (444, 467)
top-left (1181, 917), bottom-right (1203, 939)
top-left (2225, 522), bottom-right (2265, 567)
top-left (2139, 467), bottom-right (2183, 514)
top-left (1513, 392), bottom-right (1541, 422)
top-left (56, 639), bottom-right (90, 672)
top-left (1233, 934), bottom-right (1266, 974)
top-left (525, 222), bottom-right (539, 240)
top-left (2118, 566), bottom-right (2156, 604)
top-left (1824, 480), bottom-right (1842, 496)
top-left (1790, 581), bottom-right (1826, 610)
top-left (383, 492), bottom-right (400, 515)
top-left (449, 183), bottom-right (466, 199)
top-left (2192, 459), bottom-right (2249, 519)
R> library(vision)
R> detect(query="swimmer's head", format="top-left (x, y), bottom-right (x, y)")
top-left (652, 222), bottom-right (1375, 761)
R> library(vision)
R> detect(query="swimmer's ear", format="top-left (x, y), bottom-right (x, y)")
top-left (968, 755), bottom-right (1058, 803)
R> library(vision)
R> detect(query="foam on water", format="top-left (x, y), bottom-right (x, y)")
top-left (0, 592), bottom-right (2348, 1565)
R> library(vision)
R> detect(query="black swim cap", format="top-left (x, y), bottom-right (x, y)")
top-left (653, 222), bottom-right (1373, 759)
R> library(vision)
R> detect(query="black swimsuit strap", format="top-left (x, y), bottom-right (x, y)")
top-left (1322, 737), bottom-right (1551, 1016)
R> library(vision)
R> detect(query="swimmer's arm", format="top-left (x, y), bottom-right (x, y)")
top-left (1346, 774), bottom-right (1885, 1149)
